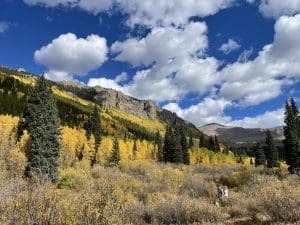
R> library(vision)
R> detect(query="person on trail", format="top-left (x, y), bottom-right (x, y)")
top-left (217, 186), bottom-right (223, 199)
top-left (223, 186), bottom-right (228, 198)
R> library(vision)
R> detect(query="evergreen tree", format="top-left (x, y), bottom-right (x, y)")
top-left (163, 126), bottom-right (173, 162)
top-left (199, 133), bottom-right (205, 148)
top-left (132, 139), bottom-right (137, 160)
top-left (208, 136), bottom-right (216, 151)
top-left (173, 127), bottom-right (183, 163)
top-left (254, 143), bottom-right (266, 167)
top-left (283, 98), bottom-right (300, 173)
top-left (188, 134), bottom-right (194, 148)
top-left (155, 130), bottom-right (163, 162)
top-left (85, 105), bottom-right (102, 166)
top-left (18, 75), bottom-right (61, 182)
top-left (214, 135), bottom-right (221, 152)
top-left (180, 128), bottom-right (189, 165)
top-left (108, 136), bottom-right (120, 166)
top-left (265, 130), bottom-right (279, 168)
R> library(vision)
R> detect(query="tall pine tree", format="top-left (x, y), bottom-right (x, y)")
top-left (18, 75), bottom-right (61, 182)
top-left (254, 143), bottom-right (266, 167)
top-left (85, 105), bottom-right (102, 166)
top-left (173, 127), bottom-right (183, 163)
top-left (108, 136), bottom-right (120, 166)
top-left (188, 134), bottom-right (194, 148)
top-left (214, 135), bottom-right (221, 152)
top-left (199, 133), bottom-right (205, 148)
top-left (132, 139), bottom-right (138, 160)
top-left (283, 98), bottom-right (300, 173)
top-left (265, 130), bottom-right (279, 168)
top-left (180, 127), bottom-right (189, 165)
top-left (163, 126), bottom-right (173, 162)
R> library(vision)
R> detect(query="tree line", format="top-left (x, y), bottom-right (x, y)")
top-left (254, 97), bottom-right (300, 173)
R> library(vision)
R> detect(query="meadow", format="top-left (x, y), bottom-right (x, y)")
top-left (0, 116), bottom-right (299, 225)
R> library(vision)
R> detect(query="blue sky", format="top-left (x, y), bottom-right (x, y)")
top-left (1, 0), bottom-right (300, 128)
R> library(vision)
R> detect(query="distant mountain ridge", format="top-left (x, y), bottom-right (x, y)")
top-left (198, 123), bottom-right (284, 144)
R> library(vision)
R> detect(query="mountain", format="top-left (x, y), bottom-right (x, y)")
top-left (198, 123), bottom-right (284, 144)
top-left (0, 66), bottom-right (201, 139)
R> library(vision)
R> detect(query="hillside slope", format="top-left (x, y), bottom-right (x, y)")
top-left (0, 66), bottom-right (201, 139)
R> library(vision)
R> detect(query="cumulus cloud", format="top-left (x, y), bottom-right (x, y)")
top-left (228, 108), bottom-right (284, 128)
top-left (109, 22), bottom-right (221, 101)
top-left (218, 14), bottom-right (300, 107)
top-left (259, 0), bottom-right (300, 19)
top-left (87, 72), bottom-right (128, 92)
top-left (24, 0), bottom-right (236, 27)
top-left (164, 99), bottom-right (284, 128)
top-left (163, 97), bottom-right (232, 126)
top-left (219, 39), bottom-right (241, 54)
top-left (0, 21), bottom-right (10, 33)
top-left (34, 33), bottom-right (108, 81)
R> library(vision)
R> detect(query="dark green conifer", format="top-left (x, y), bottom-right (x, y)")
top-left (208, 136), bottom-right (216, 151)
top-left (163, 126), bottom-right (173, 162)
top-left (85, 105), bottom-right (102, 166)
top-left (283, 98), bottom-right (300, 173)
top-left (188, 135), bottom-right (194, 148)
top-left (214, 135), bottom-right (221, 152)
top-left (199, 133), bottom-right (205, 148)
top-left (265, 130), bottom-right (279, 168)
top-left (172, 127), bottom-right (183, 163)
top-left (180, 128), bottom-right (189, 165)
top-left (132, 139), bottom-right (138, 160)
top-left (18, 75), bottom-right (61, 182)
top-left (254, 143), bottom-right (266, 167)
top-left (109, 136), bottom-right (120, 166)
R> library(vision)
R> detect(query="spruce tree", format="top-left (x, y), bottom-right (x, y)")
top-left (214, 135), bottom-right (221, 152)
top-left (199, 133), bottom-right (205, 148)
top-left (208, 136), bottom-right (216, 151)
top-left (132, 139), bottom-right (138, 160)
top-left (163, 126), bottom-right (173, 162)
top-left (180, 128), bottom-right (189, 165)
top-left (18, 75), bottom-right (61, 182)
top-left (173, 127), bottom-right (183, 163)
top-left (283, 98), bottom-right (300, 173)
top-left (85, 105), bottom-right (102, 166)
top-left (254, 143), bottom-right (266, 167)
top-left (155, 130), bottom-right (163, 162)
top-left (188, 134), bottom-right (194, 148)
top-left (109, 136), bottom-right (120, 166)
top-left (265, 130), bottom-right (279, 168)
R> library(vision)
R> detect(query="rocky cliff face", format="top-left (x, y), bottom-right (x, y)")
top-left (59, 81), bottom-right (202, 135)
top-left (94, 86), bottom-right (158, 118)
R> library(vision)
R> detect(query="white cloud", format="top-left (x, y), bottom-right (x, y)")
top-left (237, 47), bottom-right (253, 62)
top-left (219, 39), bottom-right (241, 54)
top-left (87, 72), bottom-right (128, 91)
top-left (217, 14), bottom-right (300, 107)
top-left (164, 99), bottom-right (284, 128)
top-left (109, 22), bottom-right (221, 101)
top-left (88, 77), bottom-right (125, 92)
top-left (111, 22), bottom-right (208, 67)
top-left (228, 108), bottom-right (284, 128)
top-left (23, 0), bottom-right (237, 27)
top-left (0, 22), bottom-right (10, 33)
top-left (259, 0), bottom-right (300, 19)
top-left (34, 33), bottom-right (108, 81)
top-left (163, 97), bottom-right (232, 126)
